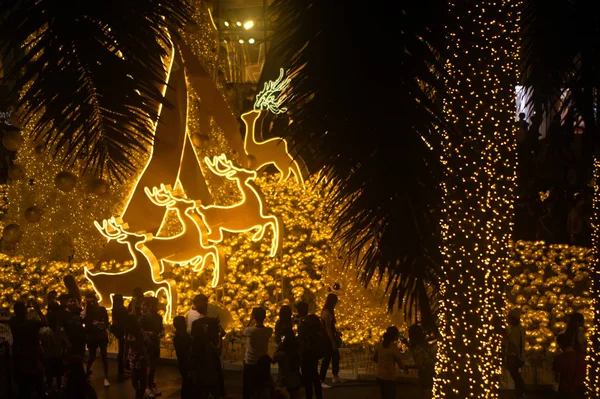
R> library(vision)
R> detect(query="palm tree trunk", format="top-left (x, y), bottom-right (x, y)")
top-left (434, 0), bottom-right (521, 397)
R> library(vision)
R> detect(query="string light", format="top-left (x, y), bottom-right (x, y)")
top-left (588, 158), bottom-right (600, 396)
top-left (435, 1), bottom-right (521, 397)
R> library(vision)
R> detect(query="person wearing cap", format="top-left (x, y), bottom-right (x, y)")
top-left (505, 308), bottom-right (526, 399)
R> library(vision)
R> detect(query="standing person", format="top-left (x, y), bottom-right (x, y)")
top-left (319, 294), bottom-right (341, 387)
top-left (408, 324), bottom-right (435, 399)
top-left (84, 293), bottom-right (110, 387)
top-left (128, 287), bottom-right (144, 317)
top-left (294, 301), bottom-right (309, 329)
top-left (126, 315), bottom-right (148, 399)
top-left (173, 316), bottom-right (193, 399)
top-left (298, 314), bottom-right (325, 399)
top-left (273, 329), bottom-right (302, 398)
top-left (140, 297), bottom-right (163, 398)
top-left (40, 313), bottom-right (67, 393)
top-left (63, 296), bottom-right (87, 371)
top-left (275, 305), bottom-right (294, 344)
top-left (564, 312), bottom-right (586, 353)
top-left (189, 320), bottom-right (223, 399)
top-left (552, 334), bottom-right (586, 399)
top-left (505, 309), bottom-right (526, 399)
top-left (190, 293), bottom-right (226, 397)
top-left (373, 326), bottom-right (402, 399)
top-left (9, 301), bottom-right (47, 399)
top-left (111, 294), bottom-right (129, 381)
top-left (242, 307), bottom-right (273, 399)
top-left (187, 294), bottom-right (208, 333)
top-left (46, 290), bottom-right (60, 317)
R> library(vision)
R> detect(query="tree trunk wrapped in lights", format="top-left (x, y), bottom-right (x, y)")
top-left (435, 1), bottom-right (521, 397)
top-left (590, 159), bottom-right (600, 398)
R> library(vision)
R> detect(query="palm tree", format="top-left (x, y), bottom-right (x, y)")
top-left (266, 0), bottom-right (448, 328)
top-left (521, 0), bottom-right (600, 395)
top-left (0, 0), bottom-right (192, 181)
top-left (269, 0), bottom-right (521, 397)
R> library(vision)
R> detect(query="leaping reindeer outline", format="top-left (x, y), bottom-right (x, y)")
top-left (244, 68), bottom-right (304, 186)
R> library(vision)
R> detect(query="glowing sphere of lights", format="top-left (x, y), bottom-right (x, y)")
top-left (8, 165), bottom-right (25, 181)
top-left (24, 206), bottom-right (43, 223)
top-left (190, 133), bottom-right (210, 149)
top-left (2, 224), bottom-right (22, 243)
top-left (89, 178), bottom-right (110, 196)
top-left (2, 131), bottom-right (24, 152)
top-left (54, 171), bottom-right (77, 192)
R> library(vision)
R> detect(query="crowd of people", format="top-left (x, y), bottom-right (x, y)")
top-left (5, 278), bottom-right (361, 399)
top-left (515, 113), bottom-right (594, 247)
top-left (6, 273), bottom-right (587, 399)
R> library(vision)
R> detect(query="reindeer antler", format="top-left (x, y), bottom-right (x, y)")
top-left (145, 184), bottom-right (174, 207)
top-left (254, 68), bottom-right (291, 114)
top-left (205, 155), bottom-right (235, 177)
top-left (94, 218), bottom-right (125, 240)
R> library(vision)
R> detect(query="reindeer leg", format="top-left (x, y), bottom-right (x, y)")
top-left (269, 217), bottom-right (281, 257)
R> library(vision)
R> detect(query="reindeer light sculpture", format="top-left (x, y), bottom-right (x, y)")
top-left (243, 68), bottom-right (304, 186)
top-left (196, 154), bottom-right (281, 256)
top-left (85, 218), bottom-right (177, 320)
top-left (142, 184), bottom-right (222, 287)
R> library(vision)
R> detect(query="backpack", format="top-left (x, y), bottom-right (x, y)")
top-left (303, 321), bottom-right (329, 360)
top-left (192, 316), bottom-right (222, 348)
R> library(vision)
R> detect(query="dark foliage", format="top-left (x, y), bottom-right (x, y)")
top-left (521, 0), bottom-right (600, 153)
top-left (0, 0), bottom-right (191, 181)
top-left (267, 0), bottom-right (448, 325)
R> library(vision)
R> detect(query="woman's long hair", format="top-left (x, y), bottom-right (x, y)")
top-left (191, 322), bottom-right (209, 357)
top-left (322, 293), bottom-right (338, 317)
top-left (564, 312), bottom-right (584, 350)
top-left (382, 326), bottom-right (399, 349)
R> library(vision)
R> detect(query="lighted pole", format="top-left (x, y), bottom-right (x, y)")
top-left (590, 159), bottom-right (600, 398)
top-left (434, 1), bottom-right (521, 397)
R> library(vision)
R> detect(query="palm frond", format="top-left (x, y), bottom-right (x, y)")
top-left (0, 0), bottom-right (192, 180)
top-left (267, 0), bottom-right (447, 324)
top-left (520, 0), bottom-right (578, 116)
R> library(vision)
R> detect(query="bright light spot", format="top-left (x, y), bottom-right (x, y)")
top-left (239, 39), bottom-right (245, 44)
top-left (248, 38), bottom-right (255, 44)
top-left (244, 20), bottom-right (254, 30)
top-left (224, 21), bottom-right (230, 27)
top-left (236, 21), bottom-right (242, 27)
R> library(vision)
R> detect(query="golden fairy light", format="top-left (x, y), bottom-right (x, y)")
top-left (435, 0), bottom-right (522, 397)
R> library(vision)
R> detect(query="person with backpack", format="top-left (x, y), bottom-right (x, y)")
top-left (190, 293), bottom-right (225, 396)
top-left (189, 320), bottom-right (223, 398)
top-left (373, 326), bottom-right (402, 399)
top-left (298, 314), bottom-right (326, 399)
top-left (319, 294), bottom-right (342, 387)
top-left (111, 294), bottom-right (128, 381)
top-left (243, 307), bottom-right (273, 399)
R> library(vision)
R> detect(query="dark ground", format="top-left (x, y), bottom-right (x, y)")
top-left (83, 359), bottom-right (557, 399)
